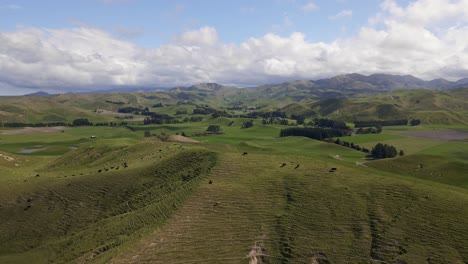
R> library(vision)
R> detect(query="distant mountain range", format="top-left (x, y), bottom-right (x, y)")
top-left (308, 73), bottom-right (468, 90)
top-left (25, 91), bottom-right (51, 96)
top-left (23, 73), bottom-right (468, 97)
top-left (171, 73), bottom-right (468, 96)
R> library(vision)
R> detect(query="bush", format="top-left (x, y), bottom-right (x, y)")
top-left (207, 125), bottom-right (221, 133)
top-left (72, 118), bottom-right (92, 126)
top-left (371, 143), bottom-right (398, 159)
top-left (242, 120), bottom-right (254, 128)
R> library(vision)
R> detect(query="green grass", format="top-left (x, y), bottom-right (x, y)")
top-left (109, 152), bottom-right (468, 263)
top-left (0, 144), bottom-right (218, 264)
top-left (0, 114), bottom-right (467, 263)
top-left (0, 127), bottom-right (140, 155)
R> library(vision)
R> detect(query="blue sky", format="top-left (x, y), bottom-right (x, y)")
top-left (1, 0), bottom-right (383, 46)
top-left (1, 0), bottom-right (468, 95)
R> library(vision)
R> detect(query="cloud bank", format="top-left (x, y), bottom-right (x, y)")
top-left (1, 0), bottom-right (468, 93)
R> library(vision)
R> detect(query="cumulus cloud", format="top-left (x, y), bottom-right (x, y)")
top-left (302, 1), bottom-right (319, 12)
top-left (0, 4), bottom-right (21, 9)
top-left (1, 0), bottom-right (468, 94)
top-left (329, 9), bottom-right (353, 20)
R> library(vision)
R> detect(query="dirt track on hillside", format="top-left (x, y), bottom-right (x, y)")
top-left (0, 126), bottom-right (67, 135)
top-left (167, 135), bottom-right (200, 143)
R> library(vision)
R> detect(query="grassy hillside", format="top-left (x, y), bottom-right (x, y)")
top-left (0, 139), bottom-right (217, 263)
top-left (1, 87), bottom-right (468, 126)
top-left (0, 88), bottom-right (467, 263)
top-left (111, 151), bottom-right (467, 263)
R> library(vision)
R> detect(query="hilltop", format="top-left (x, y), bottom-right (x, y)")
top-left (1, 82), bottom-right (468, 126)
top-left (0, 76), bottom-right (467, 263)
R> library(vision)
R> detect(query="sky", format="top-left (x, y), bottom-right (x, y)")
top-left (1, 0), bottom-right (468, 95)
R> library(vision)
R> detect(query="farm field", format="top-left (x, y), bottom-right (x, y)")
top-left (0, 119), bottom-right (467, 263)
top-left (3, 0), bottom-right (468, 262)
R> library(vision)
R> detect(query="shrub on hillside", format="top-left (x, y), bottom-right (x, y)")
top-left (370, 143), bottom-right (398, 159)
top-left (207, 125), bottom-right (221, 133)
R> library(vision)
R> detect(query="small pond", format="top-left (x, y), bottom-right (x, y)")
top-left (17, 148), bottom-right (44, 154)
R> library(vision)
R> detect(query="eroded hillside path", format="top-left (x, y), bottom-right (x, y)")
top-left (112, 152), bottom-right (288, 263)
top-left (111, 152), bottom-right (468, 263)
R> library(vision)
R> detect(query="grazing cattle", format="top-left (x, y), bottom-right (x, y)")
top-left (123, 162), bottom-right (128, 168)
top-left (209, 180), bottom-right (213, 184)
top-left (294, 164), bottom-right (300, 169)
top-left (242, 152), bottom-right (248, 156)
top-left (280, 163), bottom-right (287, 168)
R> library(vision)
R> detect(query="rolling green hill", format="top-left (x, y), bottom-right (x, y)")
top-left (0, 78), bottom-right (467, 263)
top-left (1, 79), bottom-right (468, 126)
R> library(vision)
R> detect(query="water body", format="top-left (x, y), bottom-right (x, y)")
top-left (17, 148), bottom-right (44, 154)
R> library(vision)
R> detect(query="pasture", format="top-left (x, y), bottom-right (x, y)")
top-left (0, 122), bottom-right (467, 263)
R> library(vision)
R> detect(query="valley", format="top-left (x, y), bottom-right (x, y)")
top-left (0, 81), bottom-right (467, 263)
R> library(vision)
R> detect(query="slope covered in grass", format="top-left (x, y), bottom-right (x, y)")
top-left (111, 152), bottom-right (468, 263)
top-left (0, 143), bottom-right (218, 264)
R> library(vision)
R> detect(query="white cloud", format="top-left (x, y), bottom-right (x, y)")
top-left (302, 1), bottom-right (319, 12)
top-left (329, 9), bottom-right (353, 20)
top-left (0, 4), bottom-right (21, 9)
top-left (1, 0), bottom-right (468, 94)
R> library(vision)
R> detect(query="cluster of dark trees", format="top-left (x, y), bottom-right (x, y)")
top-left (143, 116), bottom-right (178, 125)
top-left (354, 119), bottom-right (422, 127)
top-left (354, 119), bottom-right (408, 127)
top-left (72, 118), bottom-right (92, 126)
top-left (355, 126), bottom-right (382, 134)
top-left (2, 119), bottom-right (133, 128)
top-left (186, 106), bottom-right (233, 118)
top-left (313, 118), bottom-right (350, 130)
top-left (249, 111), bottom-right (306, 125)
top-left (193, 107), bottom-right (215, 115)
top-left (94, 122), bottom-right (128, 126)
top-left (118, 107), bottom-right (143, 114)
top-left (242, 120), bottom-right (254, 128)
top-left (105, 100), bottom-right (125, 105)
top-left (182, 117), bottom-right (203, 122)
top-left (291, 114), bottom-right (306, 125)
top-left (206, 125), bottom-right (221, 133)
top-left (330, 138), bottom-right (370, 153)
top-left (410, 119), bottom-right (421, 126)
top-left (1, 122), bottom-right (67, 128)
top-left (370, 143), bottom-right (403, 159)
top-left (211, 111), bottom-right (233, 118)
top-left (261, 117), bottom-right (288, 125)
top-left (279, 127), bottom-right (348, 140)
top-left (250, 111), bottom-right (287, 119)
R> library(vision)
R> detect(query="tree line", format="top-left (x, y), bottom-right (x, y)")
top-left (280, 126), bottom-right (403, 160)
top-left (354, 119), bottom-right (421, 127)
top-left (279, 127), bottom-right (348, 140)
